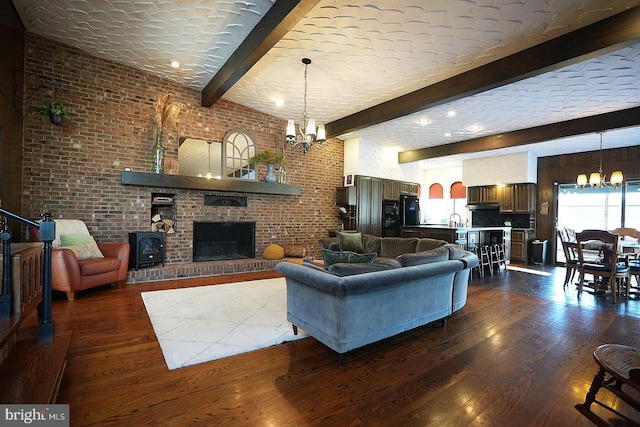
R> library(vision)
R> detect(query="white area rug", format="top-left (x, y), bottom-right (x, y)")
top-left (141, 277), bottom-right (307, 370)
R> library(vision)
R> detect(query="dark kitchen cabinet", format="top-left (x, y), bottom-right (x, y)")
top-left (511, 229), bottom-right (534, 263)
top-left (336, 176), bottom-right (418, 237)
top-left (514, 183), bottom-right (536, 213)
top-left (485, 186), bottom-right (498, 202)
top-left (400, 181), bottom-right (419, 195)
top-left (467, 187), bottom-right (483, 204)
top-left (498, 185), bottom-right (514, 213)
top-left (383, 180), bottom-right (401, 200)
top-left (356, 176), bottom-right (383, 236)
top-left (468, 183), bottom-right (535, 214)
top-left (467, 186), bottom-right (498, 204)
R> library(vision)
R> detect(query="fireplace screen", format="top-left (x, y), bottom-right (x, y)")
top-left (193, 221), bottom-right (255, 262)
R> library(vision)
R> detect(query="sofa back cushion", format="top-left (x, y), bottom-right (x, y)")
top-left (446, 244), bottom-right (468, 260)
top-left (362, 234), bottom-right (383, 256)
top-left (416, 238), bottom-right (448, 252)
top-left (321, 249), bottom-right (376, 268)
top-left (380, 237), bottom-right (419, 258)
top-left (328, 259), bottom-right (402, 277)
top-left (336, 232), bottom-right (364, 253)
top-left (396, 245), bottom-right (450, 267)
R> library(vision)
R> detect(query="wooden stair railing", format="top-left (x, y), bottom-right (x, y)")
top-left (0, 211), bottom-right (70, 403)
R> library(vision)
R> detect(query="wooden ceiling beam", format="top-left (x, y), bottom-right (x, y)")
top-left (325, 6), bottom-right (640, 139)
top-left (201, 0), bottom-right (320, 108)
top-left (397, 106), bottom-right (640, 163)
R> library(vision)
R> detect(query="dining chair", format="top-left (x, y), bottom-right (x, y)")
top-left (611, 227), bottom-right (640, 298)
top-left (575, 229), bottom-right (630, 303)
top-left (556, 228), bottom-right (579, 288)
top-left (575, 344), bottom-right (640, 426)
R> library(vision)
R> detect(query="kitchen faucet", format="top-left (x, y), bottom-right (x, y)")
top-left (448, 213), bottom-right (462, 227)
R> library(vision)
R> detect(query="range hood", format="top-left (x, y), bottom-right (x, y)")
top-left (466, 202), bottom-right (499, 210)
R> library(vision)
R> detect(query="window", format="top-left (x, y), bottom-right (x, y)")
top-left (625, 181), bottom-right (640, 230)
top-left (557, 184), bottom-right (622, 232)
top-left (555, 182), bottom-right (638, 262)
top-left (429, 183), bottom-right (443, 199)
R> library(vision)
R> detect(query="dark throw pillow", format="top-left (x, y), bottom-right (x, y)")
top-left (336, 231), bottom-right (364, 253)
top-left (328, 259), bottom-right (401, 276)
top-left (396, 246), bottom-right (450, 267)
top-left (321, 249), bottom-right (376, 268)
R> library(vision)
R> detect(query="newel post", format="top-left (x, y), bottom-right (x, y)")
top-left (38, 213), bottom-right (56, 340)
top-left (0, 215), bottom-right (11, 318)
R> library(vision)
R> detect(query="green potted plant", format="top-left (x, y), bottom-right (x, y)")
top-left (249, 150), bottom-right (284, 166)
top-left (39, 101), bottom-right (68, 125)
top-left (249, 150), bottom-right (284, 183)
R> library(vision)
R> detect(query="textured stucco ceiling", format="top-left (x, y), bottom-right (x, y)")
top-left (13, 0), bottom-right (640, 168)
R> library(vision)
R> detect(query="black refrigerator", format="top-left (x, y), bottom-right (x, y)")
top-left (400, 194), bottom-right (420, 226)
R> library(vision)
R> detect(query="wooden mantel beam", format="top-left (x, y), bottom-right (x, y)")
top-left (325, 6), bottom-right (640, 140)
top-left (201, 0), bottom-right (321, 108)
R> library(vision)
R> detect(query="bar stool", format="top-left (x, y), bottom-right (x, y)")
top-left (473, 245), bottom-right (493, 278)
top-left (491, 243), bottom-right (507, 273)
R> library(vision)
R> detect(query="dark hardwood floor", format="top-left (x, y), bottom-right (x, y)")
top-left (21, 265), bottom-right (640, 426)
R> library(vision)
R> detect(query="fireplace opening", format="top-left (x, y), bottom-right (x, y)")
top-left (193, 221), bottom-right (255, 262)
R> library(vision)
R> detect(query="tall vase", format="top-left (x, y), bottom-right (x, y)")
top-left (152, 129), bottom-right (164, 174)
top-left (264, 163), bottom-right (277, 183)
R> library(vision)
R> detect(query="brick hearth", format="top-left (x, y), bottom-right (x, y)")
top-left (125, 258), bottom-right (301, 284)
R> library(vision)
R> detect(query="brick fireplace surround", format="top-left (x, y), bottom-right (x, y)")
top-left (21, 34), bottom-right (344, 283)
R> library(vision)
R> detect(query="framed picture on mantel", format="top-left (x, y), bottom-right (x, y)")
top-left (344, 173), bottom-right (354, 187)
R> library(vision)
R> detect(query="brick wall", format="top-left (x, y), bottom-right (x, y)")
top-left (23, 33), bottom-right (343, 262)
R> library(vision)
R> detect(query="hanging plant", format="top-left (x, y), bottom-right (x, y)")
top-left (38, 101), bottom-right (68, 125)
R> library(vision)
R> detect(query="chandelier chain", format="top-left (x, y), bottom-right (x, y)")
top-left (286, 58), bottom-right (326, 155)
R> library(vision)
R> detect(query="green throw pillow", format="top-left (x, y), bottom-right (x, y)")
top-left (336, 231), bottom-right (364, 253)
top-left (321, 249), bottom-right (376, 268)
top-left (60, 234), bottom-right (94, 246)
top-left (60, 234), bottom-right (104, 260)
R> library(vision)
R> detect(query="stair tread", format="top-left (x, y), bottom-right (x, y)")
top-left (0, 331), bottom-right (72, 403)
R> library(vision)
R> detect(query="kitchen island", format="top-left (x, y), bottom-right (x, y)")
top-left (401, 225), bottom-right (512, 260)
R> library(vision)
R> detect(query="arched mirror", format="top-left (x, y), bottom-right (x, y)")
top-left (178, 137), bottom-right (223, 178)
top-left (224, 129), bottom-right (256, 180)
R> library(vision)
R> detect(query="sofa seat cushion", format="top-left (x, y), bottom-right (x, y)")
top-left (321, 249), bottom-right (376, 268)
top-left (396, 246), bottom-right (450, 267)
top-left (78, 257), bottom-right (121, 276)
top-left (380, 237), bottom-right (419, 258)
top-left (328, 259), bottom-right (402, 276)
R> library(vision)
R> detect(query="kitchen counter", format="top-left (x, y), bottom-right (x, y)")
top-left (400, 226), bottom-right (511, 256)
top-left (404, 225), bottom-right (511, 232)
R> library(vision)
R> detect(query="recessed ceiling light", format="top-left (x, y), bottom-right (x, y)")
top-left (444, 132), bottom-right (451, 137)
top-left (275, 99), bottom-right (284, 107)
top-left (417, 118), bottom-right (430, 126)
top-left (446, 110), bottom-right (456, 117)
top-left (467, 124), bottom-right (483, 132)
top-left (170, 60), bottom-right (181, 68)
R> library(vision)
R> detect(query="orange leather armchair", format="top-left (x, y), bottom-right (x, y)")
top-left (30, 219), bottom-right (130, 301)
